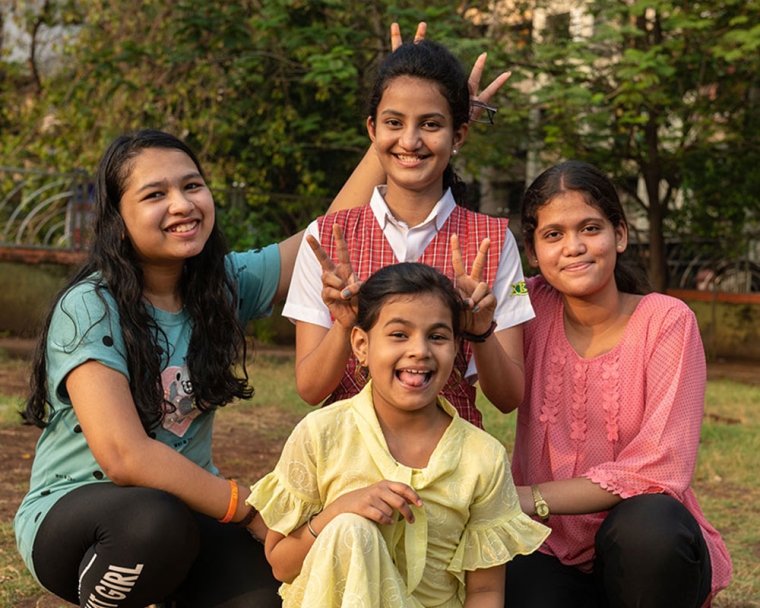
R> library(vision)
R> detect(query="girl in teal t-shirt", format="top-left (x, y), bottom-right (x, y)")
top-left (14, 129), bottom-right (356, 607)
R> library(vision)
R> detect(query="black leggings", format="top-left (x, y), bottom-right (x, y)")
top-left (505, 494), bottom-right (712, 608)
top-left (32, 483), bottom-right (281, 608)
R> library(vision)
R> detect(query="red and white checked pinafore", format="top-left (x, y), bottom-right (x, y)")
top-left (317, 205), bottom-right (507, 428)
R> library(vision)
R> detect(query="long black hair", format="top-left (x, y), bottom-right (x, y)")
top-left (356, 262), bottom-right (465, 338)
top-left (521, 160), bottom-right (651, 295)
top-left (25, 129), bottom-right (253, 430)
top-left (367, 40), bottom-right (471, 207)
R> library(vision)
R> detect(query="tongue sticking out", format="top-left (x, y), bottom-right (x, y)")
top-left (398, 370), bottom-right (429, 387)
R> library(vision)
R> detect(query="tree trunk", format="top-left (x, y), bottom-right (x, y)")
top-left (643, 112), bottom-right (668, 293)
top-left (647, 191), bottom-right (668, 293)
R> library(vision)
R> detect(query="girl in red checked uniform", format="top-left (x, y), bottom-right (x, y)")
top-left (284, 38), bottom-right (532, 429)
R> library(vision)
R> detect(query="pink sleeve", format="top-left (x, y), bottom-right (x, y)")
top-left (585, 303), bottom-right (706, 499)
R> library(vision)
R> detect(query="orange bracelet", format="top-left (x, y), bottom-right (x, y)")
top-left (219, 479), bottom-right (238, 523)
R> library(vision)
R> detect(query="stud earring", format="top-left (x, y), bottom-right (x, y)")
top-left (452, 148), bottom-right (458, 155)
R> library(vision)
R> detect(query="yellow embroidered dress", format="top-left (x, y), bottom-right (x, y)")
top-left (248, 382), bottom-right (549, 607)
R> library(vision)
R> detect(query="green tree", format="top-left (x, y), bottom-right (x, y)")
top-left (489, 0), bottom-right (760, 291)
top-left (5, 0), bottom-right (519, 250)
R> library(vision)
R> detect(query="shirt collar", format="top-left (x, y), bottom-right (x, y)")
top-left (369, 186), bottom-right (457, 231)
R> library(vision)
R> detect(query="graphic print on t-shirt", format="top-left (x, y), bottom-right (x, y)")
top-left (161, 365), bottom-right (200, 437)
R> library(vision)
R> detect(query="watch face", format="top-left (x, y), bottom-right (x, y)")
top-left (537, 504), bottom-right (550, 518)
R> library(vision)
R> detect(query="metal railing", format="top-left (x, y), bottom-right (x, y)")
top-left (0, 166), bottom-right (92, 250)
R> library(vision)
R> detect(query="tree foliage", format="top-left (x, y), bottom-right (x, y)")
top-left (5, 0), bottom-right (757, 288)
top-left (1, 0), bottom-right (520, 250)
top-left (489, 0), bottom-right (760, 291)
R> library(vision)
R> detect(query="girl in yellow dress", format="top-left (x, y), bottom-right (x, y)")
top-left (248, 262), bottom-right (548, 607)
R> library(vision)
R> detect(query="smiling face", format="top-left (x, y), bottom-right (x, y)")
top-left (351, 292), bottom-right (457, 419)
top-left (528, 190), bottom-right (627, 300)
top-left (367, 75), bottom-right (468, 203)
top-left (119, 148), bottom-right (215, 270)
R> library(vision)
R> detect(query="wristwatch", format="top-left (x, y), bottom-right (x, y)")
top-left (531, 484), bottom-right (550, 522)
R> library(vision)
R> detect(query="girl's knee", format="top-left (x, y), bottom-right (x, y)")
top-left (110, 488), bottom-right (199, 555)
top-left (322, 512), bottom-right (380, 536)
top-left (318, 513), bottom-right (384, 553)
top-left (596, 494), bottom-right (700, 563)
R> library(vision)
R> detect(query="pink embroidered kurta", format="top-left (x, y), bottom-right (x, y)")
top-left (316, 205), bottom-right (506, 428)
top-left (512, 276), bottom-right (731, 604)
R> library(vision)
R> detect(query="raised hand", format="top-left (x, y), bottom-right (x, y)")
top-left (468, 53), bottom-right (511, 124)
top-left (306, 224), bottom-right (360, 329)
top-left (327, 480), bottom-right (423, 526)
top-left (388, 21), bottom-right (509, 123)
top-left (451, 234), bottom-right (497, 335)
top-left (390, 21), bottom-right (426, 51)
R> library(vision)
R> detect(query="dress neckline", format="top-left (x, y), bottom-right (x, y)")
top-left (556, 292), bottom-right (653, 361)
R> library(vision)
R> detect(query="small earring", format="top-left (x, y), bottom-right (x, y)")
top-left (452, 148), bottom-right (458, 155)
top-left (616, 245), bottom-right (623, 251)
top-left (354, 363), bottom-right (370, 384)
top-left (533, 258), bottom-right (539, 264)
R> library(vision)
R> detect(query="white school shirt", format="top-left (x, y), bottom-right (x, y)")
top-left (283, 186), bottom-right (535, 380)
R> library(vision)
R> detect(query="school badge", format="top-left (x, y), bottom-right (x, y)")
top-left (510, 280), bottom-right (528, 297)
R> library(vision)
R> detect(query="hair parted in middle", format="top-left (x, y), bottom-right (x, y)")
top-left (521, 160), bottom-right (651, 296)
top-left (366, 39), bottom-right (472, 207)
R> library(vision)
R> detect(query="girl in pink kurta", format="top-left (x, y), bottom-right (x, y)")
top-left (506, 161), bottom-right (731, 608)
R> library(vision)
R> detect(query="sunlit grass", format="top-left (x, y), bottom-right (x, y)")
top-left (0, 522), bottom-right (62, 608)
top-left (1, 356), bottom-right (758, 606)
top-left (0, 396), bottom-right (23, 427)
top-left (695, 380), bottom-right (760, 606)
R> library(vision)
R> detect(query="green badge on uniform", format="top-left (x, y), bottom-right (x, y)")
top-left (510, 280), bottom-right (528, 296)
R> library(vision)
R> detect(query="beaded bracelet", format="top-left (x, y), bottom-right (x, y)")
top-left (219, 479), bottom-right (238, 524)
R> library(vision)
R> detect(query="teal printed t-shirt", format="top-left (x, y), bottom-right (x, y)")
top-left (14, 245), bottom-right (280, 580)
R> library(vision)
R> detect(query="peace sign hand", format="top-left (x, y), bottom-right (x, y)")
top-left (306, 224), bottom-right (360, 330)
top-left (390, 21), bottom-right (426, 51)
top-left (468, 53), bottom-right (511, 124)
top-left (451, 234), bottom-right (497, 336)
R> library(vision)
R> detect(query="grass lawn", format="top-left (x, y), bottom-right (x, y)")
top-left (0, 354), bottom-right (758, 606)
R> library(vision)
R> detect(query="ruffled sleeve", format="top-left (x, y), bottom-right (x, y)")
top-left (247, 417), bottom-right (322, 536)
top-left (447, 448), bottom-right (550, 577)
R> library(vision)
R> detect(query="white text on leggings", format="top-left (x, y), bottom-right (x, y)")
top-left (85, 563), bottom-right (144, 607)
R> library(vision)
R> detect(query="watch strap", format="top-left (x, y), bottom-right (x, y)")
top-left (531, 484), bottom-right (550, 522)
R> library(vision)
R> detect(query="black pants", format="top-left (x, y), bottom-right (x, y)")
top-left (505, 494), bottom-right (712, 608)
top-left (31, 483), bottom-right (281, 608)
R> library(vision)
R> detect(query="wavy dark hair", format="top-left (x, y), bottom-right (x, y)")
top-left (521, 160), bottom-right (651, 295)
top-left (367, 40), bottom-right (471, 207)
top-left (25, 129), bottom-right (253, 430)
top-left (356, 263), bottom-right (465, 339)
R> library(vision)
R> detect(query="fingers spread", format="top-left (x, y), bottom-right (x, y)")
top-left (333, 224), bottom-right (351, 267)
top-left (468, 52), bottom-right (487, 96)
top-left (470, 238), bottom-right (491, 282)
top-left (413, 22), bottom-right (427, 43)
top-left (390, 21), bottom-right (426, 52)
top-left (450, 234), bottom-right (465, 277)
top-left (479, 70), bottom-right (512, 104)
top-left (307, 235), bottom-right (336, 273)
top-left (390, 22), bottom-right (401, 51)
